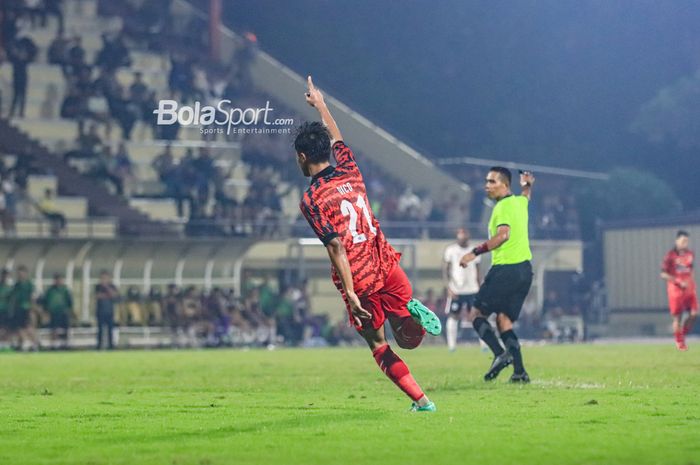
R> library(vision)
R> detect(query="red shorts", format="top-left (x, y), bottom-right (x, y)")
top-left (345, 264), bottom-right (413, 331)
top-left (668, 286), bottom-right (698, 316)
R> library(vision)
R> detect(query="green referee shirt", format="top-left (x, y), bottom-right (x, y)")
top-left (488, 194), bottom-right (532, 265)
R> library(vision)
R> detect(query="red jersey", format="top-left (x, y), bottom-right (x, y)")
top-left (300, 141), bottom-right (400, 297)
top-left (662, 248), bottom-right (696, 291)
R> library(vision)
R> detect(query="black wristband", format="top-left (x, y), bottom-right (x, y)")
top-left (472, 243), bottom-right (489, 256)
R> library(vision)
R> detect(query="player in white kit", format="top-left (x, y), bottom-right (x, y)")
top-left (443, 228), bottom-right (481, 351)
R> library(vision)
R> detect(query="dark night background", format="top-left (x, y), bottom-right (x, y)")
top-left (219, 0), bottom-right (700, 211)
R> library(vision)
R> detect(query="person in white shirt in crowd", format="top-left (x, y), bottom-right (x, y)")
top-left (443, 227), bottom-right (481, 351)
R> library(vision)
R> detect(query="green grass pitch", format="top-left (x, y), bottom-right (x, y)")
top-left (1, 344), bottom-right (699, 465)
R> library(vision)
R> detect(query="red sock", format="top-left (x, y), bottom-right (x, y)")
top-left (683, 318), bottom-right (695, 335)
top-left (372, 344), bottom-right (424, 401)
top-left (675, 330), bottom-right (684, 342)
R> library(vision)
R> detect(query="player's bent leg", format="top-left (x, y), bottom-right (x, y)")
top-left (469, 308), bottom-right (512, 381)
top-left (497, 313), bottom-right (529, 382)
top-left (684, 311), bottom-right (698, 337)
top-left (406, 298), bottom-right (442, 336)
top-left (468, 307), bottom-right (505, 357)
top-left (359, 325), bottom-right (435, 412)
top-left (389, 316), bottom-right (425, 350)
top-left (672, 315), bottom-right (687, 351)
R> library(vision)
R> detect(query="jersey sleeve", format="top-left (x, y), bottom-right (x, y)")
top-left (492, 202), bottom-right (513, 228)
top-left (300, 196), bottom-right (338, 246)
top-left (332, 140), bottom-right (356, 168)
top-left (443, 246), bottom-right (451, 263)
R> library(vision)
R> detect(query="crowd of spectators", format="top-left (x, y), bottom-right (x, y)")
top-left (0, 266), bottom-right (356, 351)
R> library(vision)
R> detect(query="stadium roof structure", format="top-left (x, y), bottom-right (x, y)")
top-left (602, 211), bottom-right (700, 230)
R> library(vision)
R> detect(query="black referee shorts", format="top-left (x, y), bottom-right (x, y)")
top-left (473, 260), bottom-right (533, 322)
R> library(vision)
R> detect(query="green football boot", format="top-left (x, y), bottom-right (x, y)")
top-left (407, 298), bottom-right (442, 336)
top-left (410, 401), bottom-right (437, 412)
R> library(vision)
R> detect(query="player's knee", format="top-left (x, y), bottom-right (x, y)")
top-left (396, 335), bottom-right (422, 350)
top-left (496, 313), bottom-right (513, 331)
top-left (467, 308), bottom-right (483, 322)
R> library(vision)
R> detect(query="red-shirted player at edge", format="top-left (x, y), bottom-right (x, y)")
top-left (296, 76), bottom-right (442, 412)
top-left (660, 230), bottom-right (697, 351)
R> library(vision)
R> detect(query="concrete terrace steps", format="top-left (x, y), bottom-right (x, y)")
top-left (0, 118), bottom-right (175, 236)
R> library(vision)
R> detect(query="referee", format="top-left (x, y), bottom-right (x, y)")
top-left (459, 167), bottom-right (534, 383)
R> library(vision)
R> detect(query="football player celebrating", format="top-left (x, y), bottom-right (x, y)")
top-left (296, 76), bottom-right (441, 411)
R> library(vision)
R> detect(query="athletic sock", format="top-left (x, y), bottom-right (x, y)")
top-left (682, 318), bottom-right (695, 335)
top-left (675, 330), bottom-right (684, 343)
top-left (500, 329), bottom-right (525, 374)
top-left (446, 317), bottom-right (458, 351)
top-left (472, 317), bottom-right (504, 356)
top-left (372, 344), bottom-right (424, 401)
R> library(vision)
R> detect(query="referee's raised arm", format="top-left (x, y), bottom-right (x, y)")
top-left (519, 170), bottom-right (535, 200)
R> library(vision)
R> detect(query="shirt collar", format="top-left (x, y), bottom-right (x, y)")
top-left (311, 165), bottom-right (335, 183)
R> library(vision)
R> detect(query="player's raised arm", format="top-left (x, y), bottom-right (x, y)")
top-left (519, 170), bottom-right (535, 200)
top-left (305, 76), bottom-right (342, 143)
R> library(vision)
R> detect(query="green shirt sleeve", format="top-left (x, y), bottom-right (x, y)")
top-left (492, 201), bottom-right (513, 227)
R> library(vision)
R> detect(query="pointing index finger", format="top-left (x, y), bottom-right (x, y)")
top-left (307, 75), bottom-right (315, 91)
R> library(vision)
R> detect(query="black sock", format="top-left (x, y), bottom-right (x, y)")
top-left (500, 329), bottom-right (525, 374)
top-left (472, 317), bottom-right (504, 356)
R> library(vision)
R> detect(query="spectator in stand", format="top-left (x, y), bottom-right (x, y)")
top-left (42, 0), bottom-right (65, 35)
top-left (125, 286), bottom-right (143, 325)
top-left (95, 32), bottom-right (131, 71)
top-left (113, 141), bottom-right (133, 192)
top-left (152, 144), bottom-right (176, 195)
top-left (9, 265), bottom-right (37, 351)
top-left (8, 36), bottom-right (38, 118)
top-left (95, 270), bottom-right (119, 350)
top-left (129, 71), bottom-right (150, 121)
top-left (180, 286), bottom-right (200, 347)
top-left (1, 8), bottom-right (19, 47)
top-left (110, 86), bottom-right (140, 140)
top-left (169, 52), bottom-right (195, 103)
top-left (37, 188), bottom-right (66, 236)
top-left (191, 149), bottom-right (215, 213)
top-left (64, 123), bottom-right (103, 163)
top-left (48, 30), bottom-right (70, 66)
top-left (41, 273), bottom-right (73, 349)
top-left (90, 145), bottom-right (125, 196)
top-left (162, 284), bottom-right (181, 345)
top-left (63, 35), bottom-right (86, 79)
top-left (144, 286), bottom-right (162, 325)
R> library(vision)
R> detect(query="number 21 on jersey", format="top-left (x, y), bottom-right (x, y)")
top-left (340, 194), bottom-right (377, 244)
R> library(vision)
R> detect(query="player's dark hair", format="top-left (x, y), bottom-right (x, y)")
top-left (677, 230), bottom-right (689, 238)
top-left (294, 122), bottom-right (331, 164)
top-left (489, 166), bottom-right (512, 186)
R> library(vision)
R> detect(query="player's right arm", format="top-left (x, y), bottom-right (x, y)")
top-left (325, 238), bottom-right (372, 327)
top-left (305, 76), bottom-right (342, 143)
top-left (661, 253), bottom-right (686, 288)
top-left (300, 195), bottom-right (370, 326)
